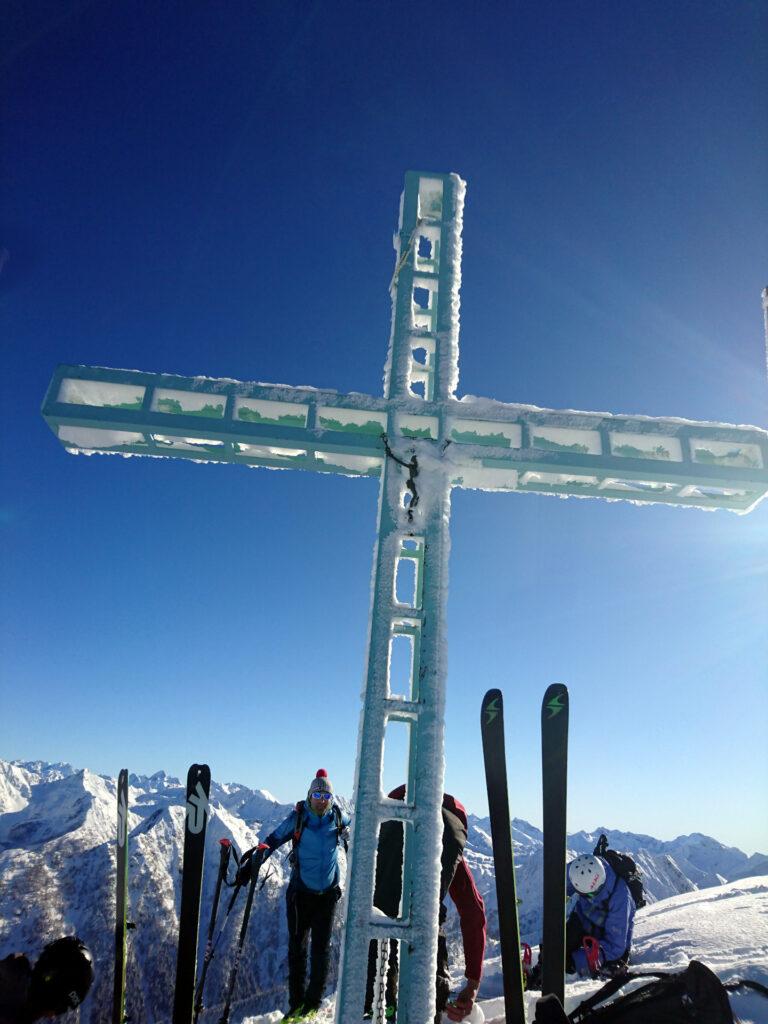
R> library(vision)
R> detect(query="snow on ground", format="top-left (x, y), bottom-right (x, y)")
top-left (632, 876), bottom-right (767, 977)
top-left (467, 877), bottom-right (768, 1023)
top-left (240, 877), bottom-right (768, 1024)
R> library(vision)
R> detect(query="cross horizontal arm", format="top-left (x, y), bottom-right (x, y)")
top-left (442, 402), bottom-right (768, 513)
top-left (42, 363), bottom-right (389, 479)
top-left (42, 364), bottom-right (768, 512)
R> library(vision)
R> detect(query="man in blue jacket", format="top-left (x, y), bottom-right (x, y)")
top-left (565, 853), bottom-right (635, 977)
top-left (240, 769), bottom-right (350, 1022)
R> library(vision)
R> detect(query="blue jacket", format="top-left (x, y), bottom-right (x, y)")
top-left (567, 857), bottom-right (635, 975)
top-left (263, 801), bottom-right (351, 894)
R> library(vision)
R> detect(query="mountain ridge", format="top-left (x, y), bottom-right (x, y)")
top-left (1, 759), bottom-right (765, 1023)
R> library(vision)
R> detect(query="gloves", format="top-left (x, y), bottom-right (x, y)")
top-left (236, 843), bottom-right (270, 885)
top-left (572, 936), bottom-right (602, 978)
top-left (445, 978), bottom-right (480, 1021)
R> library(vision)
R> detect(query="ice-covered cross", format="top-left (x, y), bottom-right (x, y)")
top-left (42, 172), bottom-right (768, 1024)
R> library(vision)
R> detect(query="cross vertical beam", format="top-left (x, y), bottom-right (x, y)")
top-left (336, 174), bottom-right (465, 1024)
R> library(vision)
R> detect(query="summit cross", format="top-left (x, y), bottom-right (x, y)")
top-left (42, 172), bottom-right (768, 1024)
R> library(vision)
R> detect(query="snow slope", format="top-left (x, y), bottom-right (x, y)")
top-left (472, 877), bottom-right (768, 1024)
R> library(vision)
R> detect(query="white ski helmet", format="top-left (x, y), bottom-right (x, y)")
top-left (569, 854), bottom-right (606, 895)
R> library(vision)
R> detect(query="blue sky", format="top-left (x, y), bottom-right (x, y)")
top-left (1, 2), bottom-right (766, 854)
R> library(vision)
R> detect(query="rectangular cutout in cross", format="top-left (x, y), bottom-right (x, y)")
top-left (415, 225), bottom-right (441, 272)
top-left (395, 556), bottom-right (417, 607)
top-left (417, 177), bottom-right (443, 220)
top-left (381, 718), bottom-right (411, 802)
top-left (388, 631), bottom-right (414, 700)
top-left (411, 277), bottom-right (438, 331)
top-left (409, 377), bottom-right (426, 400)
top-left (412, 286), bottom-right (431, 310)
top-left (394, 537), bottom-right (424, 609)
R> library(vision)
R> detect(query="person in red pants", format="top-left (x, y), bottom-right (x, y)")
top-left (364, 787), bottom-right (486, 1024)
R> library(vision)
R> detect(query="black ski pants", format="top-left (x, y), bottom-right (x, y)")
top-left (286, 885), bottom-right (341, 1010)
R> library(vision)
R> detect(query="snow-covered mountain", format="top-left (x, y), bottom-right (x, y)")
top-left (457, 813), bottom-right (765, 956)
top-left (0, 760), bottom-right (765, 1024)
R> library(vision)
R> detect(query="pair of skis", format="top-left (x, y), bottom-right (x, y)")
top-left (113, 764), bottom-right (214, 1024)
top-left (480, 684), bottom-right (569, 1023)
top-left (114, 762), bottom-right (261, 1024)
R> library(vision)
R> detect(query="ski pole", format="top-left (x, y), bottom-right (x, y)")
top-left (218, 851), bottom-right (266, 1024)
top-left (193, 838), bottom-right (233, 1024)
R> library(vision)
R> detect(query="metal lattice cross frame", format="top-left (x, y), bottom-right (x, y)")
top-left (42, 172), bottom-right (768, 1024)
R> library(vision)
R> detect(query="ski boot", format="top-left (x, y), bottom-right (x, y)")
top-left (282, 1006), bottom-right (307, 1023)
top-left (363, 1005), bottom-right (396, 1022)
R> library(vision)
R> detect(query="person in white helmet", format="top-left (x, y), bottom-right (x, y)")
top-left (564, 853), bottom-right (635, 977)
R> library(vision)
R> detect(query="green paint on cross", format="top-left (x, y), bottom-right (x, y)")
top-left (613, 443), bottom-right (671, 460)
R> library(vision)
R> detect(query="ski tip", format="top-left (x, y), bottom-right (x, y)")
top-left (542, 682), bottom-right (569, 720)
top-left (481, 689), bottom-right (503, 729)
top-left (542, 681), bottom-right (568, 699)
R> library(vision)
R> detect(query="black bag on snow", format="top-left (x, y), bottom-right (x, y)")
top-left (594, 834), bottom-right (646, 909)
top-left (533, 959), bottom-right (768, 1024)
top-left (568, 961), bottom-right (734, 1022)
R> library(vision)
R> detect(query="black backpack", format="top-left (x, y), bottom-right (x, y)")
top-left (533, 960), bottom-right (768, 1024)
top-left (594, 834), bottom-right (646, 910)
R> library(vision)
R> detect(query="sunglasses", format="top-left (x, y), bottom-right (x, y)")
top-left (311, 791), bottom-right (332, 801)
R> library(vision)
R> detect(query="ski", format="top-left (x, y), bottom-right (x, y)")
top-left (193, 838), bottom-right (234, 1023)
top-left (541, 683), bottom-right (569, 1003)
top-left (480, 689), bottom-right (526, 1024)
top-left (173, 763), bottom-right (212, 1024)
top-left (112, 768), bottom-right (129, 1024)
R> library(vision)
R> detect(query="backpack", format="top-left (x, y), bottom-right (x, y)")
top-left (289, 800), bottom-right (348, 867)
top-left (443, 792), bottom-right (468, 831)
top-left (533, 960), bottom-right (768, 1024)
top-left (594, 834), bottom-right (646, 909)
top-left (386, 785), bottom-right (469, 833)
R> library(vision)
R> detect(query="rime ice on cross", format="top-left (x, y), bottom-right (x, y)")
top-left (43, 172), bottom-right (768, 1024)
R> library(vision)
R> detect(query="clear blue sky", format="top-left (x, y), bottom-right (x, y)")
top-left (1, 2), bottom-right (767, 854)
